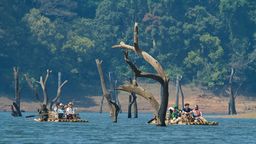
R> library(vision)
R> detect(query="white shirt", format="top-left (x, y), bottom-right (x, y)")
top-left (66, 107), bottom-right (75, 115)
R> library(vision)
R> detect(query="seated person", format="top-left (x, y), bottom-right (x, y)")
top-left (181, 103), bottom-right (193, 124)
top-left (53, 102), bottom-right (60, 112)
top-left (167, 106), bottom-right (174, 120)
top-left (171, 105), bottom-right (182, 124)
top-left (182, 103), bottom-right (193, 116)
top-left (192, 105), bottom-right (207, 124)
top-left (57, 103), bottom-right (65, 118)
top-left (169, 105), bottom-right (180, 119)
top-left (66, 102), bottom-right (76, 119)
top-left (38, 104), bottom-right (48, 121)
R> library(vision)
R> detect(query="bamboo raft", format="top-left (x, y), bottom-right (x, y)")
top-left (148, 117), bottom-right (219, 126)
top-left (34, 111), bottom-right (88, 123)
top-left (34, 118), bottom-right (88, 122)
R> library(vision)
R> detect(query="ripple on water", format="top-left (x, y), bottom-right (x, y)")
top-left (0, 112), bottom-right (256, 144)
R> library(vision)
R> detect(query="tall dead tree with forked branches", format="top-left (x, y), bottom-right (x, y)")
top-left (25, 70), bottom-right (68, 109)
top-left (96, 59), bottom-right (120, 122)
top-left (113, 22), bottom-right (169, 126)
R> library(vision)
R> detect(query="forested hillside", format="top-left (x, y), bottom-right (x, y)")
top-left (1, 0), bottom-right (256, 97)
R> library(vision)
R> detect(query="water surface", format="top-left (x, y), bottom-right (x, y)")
top-left (0, 112), bottom-right (255, 144)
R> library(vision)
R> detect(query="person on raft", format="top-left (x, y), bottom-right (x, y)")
top-left (167, 105), bottom-right (182, 124)
top-left (57, 103), bottom-right (65, 118)
top-left (182, 103), bottom-right (193, 116)
top-left (192, 105), bottom-right (207, 124)
top-left (66, 102), bottom-right (77, 119)
top-left (38, 104), bottom-right (48, 121)
top-left (53, 102), bottom-right (60, 113)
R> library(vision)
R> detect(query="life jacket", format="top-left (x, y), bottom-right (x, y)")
top-left (193, 109), bottom-right (201, 117)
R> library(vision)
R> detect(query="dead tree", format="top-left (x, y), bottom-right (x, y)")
top-left (11, 67), bottom-right (22, 117)
top-left (179, 80), bottom-right (185, 109)
top-left (99, 96), bottom-right (104, 113)
top-left (228, 68), bottom-right (237, 115)
top-left (114, 80), bottom-right (122, 113)
top-left (36, 69), bottom-right (51, 106)
top-left (128, 78), bottom-right (138, 118)
top-left (96, 59), bottom-right (119, 122)
top-left (49, 72), bottom-right (68, 110)
top-left (175, 75), bottom-right (184, 109)
top-left (26, 70), bottom-right (68, 110)
top-left (133, 94), bottom-right (138, 118)
top-left (113, 22), bottom-right (169, 126)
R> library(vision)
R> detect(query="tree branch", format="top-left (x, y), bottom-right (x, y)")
top-left (113, 41), bottom-right (166, 79)
top-left (123, 51), bottom-right (163, 83)
top-left (117, 84), bottom-right (159, 117)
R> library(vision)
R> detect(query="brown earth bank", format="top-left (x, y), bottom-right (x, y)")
top-left (1, 83), bottom-right (256, 118)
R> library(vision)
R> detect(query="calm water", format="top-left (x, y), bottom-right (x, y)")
top-left (0, 112), bottom-right (255, 144)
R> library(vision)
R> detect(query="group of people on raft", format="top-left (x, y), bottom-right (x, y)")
top-left (38, 102), bottom-right (78, 121)
top-left (167, 103), bottom-right (207, 124)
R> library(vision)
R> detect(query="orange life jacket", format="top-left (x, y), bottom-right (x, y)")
top-left (193, 109), bottom-right (201, 117)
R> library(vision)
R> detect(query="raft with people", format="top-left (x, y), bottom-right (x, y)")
top-left (148, 103), bottom-right (218, 126)
top-left (33, 102), bottom-right (88, 123)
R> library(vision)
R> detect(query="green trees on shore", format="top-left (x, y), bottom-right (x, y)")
top-left (0, 0), bottom-right (256, 95)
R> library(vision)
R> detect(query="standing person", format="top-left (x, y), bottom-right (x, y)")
top-left (192, 105), bottom-right (207, 124)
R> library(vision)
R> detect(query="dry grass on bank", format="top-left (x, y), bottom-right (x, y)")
top-left (1, 83), bottom-right (256, 118)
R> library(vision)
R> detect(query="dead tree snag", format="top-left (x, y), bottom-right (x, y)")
top-left (96, 59), bottom-right (119, 122)
top-left (11, 67), bottom-right (22, 117)
top-left (228, 68), bottom-right (237, 115)
top-left (113, 22), bottom-right (169, 126)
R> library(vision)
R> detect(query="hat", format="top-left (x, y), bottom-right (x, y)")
top-left (68, 102), bottom-right (73, 106)
top-left (60, 103), bottom-right (64, 106)
top-left (185, 103), bottom-right (190, 106)
top-left (168, 107), bottom-right (174, 111)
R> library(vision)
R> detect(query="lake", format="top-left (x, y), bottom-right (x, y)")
top-left (0, 112), bottom-right (255, 144)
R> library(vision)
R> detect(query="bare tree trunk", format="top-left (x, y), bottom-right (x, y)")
top-left (175, 76), bottom-right (180, 108)
top-left (179, 82), bottom-right (185, 109)
top-left (228, 68), bottom-right (237, 115)
top-left (57, 72), bottom-right (61, 102)
top-left (128, 94), bottom-right (132, 118)
top-left (113, 22), bottom-right (169, 126)
top-left (36, 69), bottom-right (51, 106)
top-left (133, 93), bottom-right (138, 118)
top-left (49, 72), bottom-right (68, 110)
top-left (114, 80), bottom-right (122, 113)
top-left (108, 72), bottom-right (116, 102)
top-left (12, 67), bottom-right (22, 117)
top-left (96, 59), bottom-right (119, 122)
top-left (99, 96), bottom-right (104, 113)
